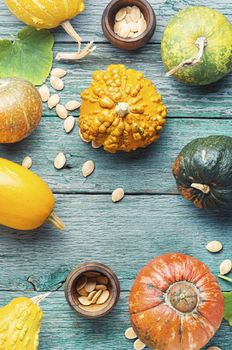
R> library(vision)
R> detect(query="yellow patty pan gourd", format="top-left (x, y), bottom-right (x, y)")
top-left (0, 293), bottom-right (48, 349)
top-left (0, 158), bottom-right (64, 231)
top-left (4, 0), bottom-right (95, 60)
top-left (79, 65), bottom-right (167, 153)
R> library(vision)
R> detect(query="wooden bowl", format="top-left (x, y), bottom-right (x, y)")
top-left (64, 262), bottom-right (120, 318)
top-left (102, 0), bottom-right (156, 50)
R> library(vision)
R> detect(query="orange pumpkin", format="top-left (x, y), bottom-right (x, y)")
top-left (129, 253), bottom-right (224, 350)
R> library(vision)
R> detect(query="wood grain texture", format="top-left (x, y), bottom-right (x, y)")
top-left (1, 117), bottom-right (231, 193)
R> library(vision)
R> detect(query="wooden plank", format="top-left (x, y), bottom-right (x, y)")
top-left (0, 194), bottom-right (231, 292)
top-left (41, 42), bottom-right (232, 119)
top-left (0, 291), bottom-right (229, 350)
top-left (1, 0), bottom-right (232, 44)
top-left (1, 117), bottom-right (231, 193)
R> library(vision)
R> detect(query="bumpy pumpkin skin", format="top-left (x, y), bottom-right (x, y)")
top-left (78, 65), bottom-right (167, 153)
top-left (4, 0), bottom-right (85, 29)
top-left (161, 7), bottom-right (232, 85)
top-left (0, 158), bottom-right (55, 230)
top-left (0, 78), bottom-right (42, 143)
top-left (173, 135), bottom-right (232, 209)
top-left (129, 253), bottom-right (224, 350)
top-left (0, 297), bottom-right (42, 349)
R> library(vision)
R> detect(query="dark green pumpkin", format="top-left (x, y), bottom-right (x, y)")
top-left (173, 136), bottom-right (232, 209)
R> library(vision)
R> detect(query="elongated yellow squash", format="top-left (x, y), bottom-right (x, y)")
top-left (0, 158), bottom-right (63, 231)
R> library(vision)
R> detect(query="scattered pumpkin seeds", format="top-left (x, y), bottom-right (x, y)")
top-left (56, 104), bottom-right (68, 119)
top-left (64, 116), bottom-right (75, 133)
top-left (114, 5), bottom-right (147, 39)
top-left (206, 241), bottom-right (223, 253)
top-left (50, 75), bottom-right (64, 91)
top-left (78, 296), bottom-right (92, 306)
top-left (48, 94), bottom-right (60, 109)
top-left (79, 129), bottom-right (90, 143)
top-left (125, 327), bottom-right (137, 340)
top-left (51, 68), bottom-right (67, 78)
top-left (134, 339), bottom-right (146, 350)
top-left (54, 152), bottom-right (66, 170)
top-left (219, 259), bottom-right (232, 275)
top-left (91, 290), bottom-right (103, 304)
top-left (96, 290), bottom-right (110, 305)
top-left (22, 156), bottom-right (32, 169)
top-left (65, 100), bottom-right (81, 111)
top-left (92, 140), bottom-right (102, 149)
top-left (112, 188), bottom-right (125, 203)
top-left (88, 291), bottom-right (97, 301)
top-left (38, 84), bottom-right (50, 102)
top-left (82, 160), bottom-right (95, 177)
top-left (206, 347), bottom-right (221, 350)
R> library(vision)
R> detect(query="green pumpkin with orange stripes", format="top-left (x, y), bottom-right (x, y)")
top-left (161, 6), bottom-right (232, 85)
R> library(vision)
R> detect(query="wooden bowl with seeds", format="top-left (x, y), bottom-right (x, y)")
top-left (65, 262), bottom-right (120, 318)
top-left (102, 0), bottom-right (156, 50)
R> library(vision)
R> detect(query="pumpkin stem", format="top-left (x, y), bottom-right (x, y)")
top-left (31, 292), bottom-right (51, 305)
top-left (56, 21), bottom-right (96, 61)
top-left (166, 36), bottom-right (208, 77)
top-left (115, 102), bottom-right (130, 117)
top-left (218, 275), bottom-right (232, 284)
top-left (47, 211), bottom-right (65, 230)
top-left (191, 182), bottom-right (210, 194)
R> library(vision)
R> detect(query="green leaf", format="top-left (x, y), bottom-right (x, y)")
top-left (0, 26), bottom-right (54, 85)
top-left (223, 292), bottom-right (232, 326)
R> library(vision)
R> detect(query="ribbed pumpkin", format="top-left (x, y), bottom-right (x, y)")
top-left (161, 6), bottom-right (232, 85)
top-left (78, 64), bottom-right (167, 153)
top-left (4, 0), bottom-right (95, 60)
top-left (0, 293), bottom-right (49, 349)
top-left (173, 135), bottom-right (232, 209)
top-left (129, 253), bottom-right (224, 350)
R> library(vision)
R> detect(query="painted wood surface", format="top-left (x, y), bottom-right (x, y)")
top-left (0, 0), bottom-right (231, 349)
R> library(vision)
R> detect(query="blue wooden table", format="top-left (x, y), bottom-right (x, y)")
top-left (0, 0), bottom-right (232, 349)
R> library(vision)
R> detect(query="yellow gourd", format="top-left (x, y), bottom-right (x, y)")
top-left (0, 293), bottom-right (49, 349)
top-left (79, 65), bottom-right (167, 153)
top-left (4, 0), bottom-right (95, 60)
top-left (0, 158), bottom-right (64, 231)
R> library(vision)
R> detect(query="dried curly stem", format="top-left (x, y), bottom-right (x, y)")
top-left (31, 292), bottom-right (51, 305)
top-left (56, 20), bottom-right (96, 61)
top-left (166, 36), bottom-right (208, 77)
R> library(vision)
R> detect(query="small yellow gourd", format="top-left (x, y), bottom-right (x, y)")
top-left (79, 65), bottom-right (167, 153)
top-left (0, 293), bottom-right (49, 349)
top-left (4, 0), bottom-right (95, 60)
top-left (0, 158), bottom-right (64, 231)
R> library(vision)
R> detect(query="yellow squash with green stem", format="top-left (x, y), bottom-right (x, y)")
top-left (0, 293), bottom-right (49, 349)
top-left (0, 158), bottom-right (64, 231)
top-left (4, 0), bottom-right (95, 60)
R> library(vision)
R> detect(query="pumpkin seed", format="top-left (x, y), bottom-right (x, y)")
top-left (112, 188), bottom-right (125, 203)
top-left (56, 104), bottom-right (68, 119)
top-left (134, 339), bottom-right (146, 350)
top-left (83, 272), bottom-right (101, 278)
top-left (64, 116), bottom-right (75, 133)
top-left (96, 276), bottom-right (109, 285)
top-left (78, 287), bottom-right (89, 297)
top-left (78, 296), bottom-right (92, 306)
top-left (125, 327), bottom-right (137, 340)
top-left (96, 290), bottom-right (110, 305)
top-left (114, 22), bottom-right (121, 34)
top-left (125, 14), bottom-right (133, 24)
top-left (118, 22), bottom-right (131, 38)
top-left (22, 156), bottom-right (32, 169)
top-left (206, 347), bottom-right (221, 350)
top-left (219, 259), bottom-right (232, 275)
top-left (131, 6), bottom-right (141, 22)
top-left (50, 75), bottom-right (64, 91)
top-left (91, 290), bottom-right (102, 304)
top-left (84, 278), bottom-right (96, 293)
top-left (65, 100), bottom-right (81, 111)
top-left (137, 18), bottom-right (147, 33)
top-left (79, 129), bottom-right (90, 143)
top-left (95, 285), bottom-right (107, 291)
top-left (88, 290), bottom-right (97, 301)
top-left (116, 8), bottom-right (127, 21)
top-left (76, 276), bottom-right (87, 291)
top-left (48, 94), bottom-right (60, 109)
top-left (38, 84), bottom-right (50, 102)
top-left (206, 241), bottom-right (223, 253)
top-left (51, 68), bottom-right (67, 78)
top-left (82, 160), bottom-right (95, 177)
top-left (54, 152), bottom-right (66, 170)
top-left (92, 140), bottom-right (102, 149)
